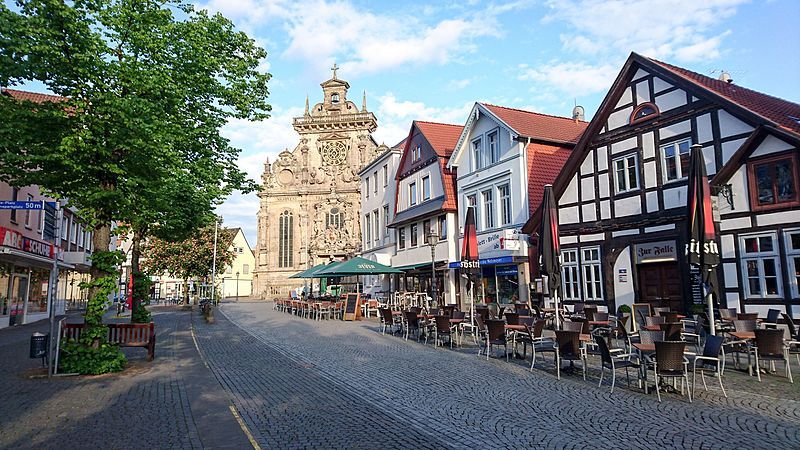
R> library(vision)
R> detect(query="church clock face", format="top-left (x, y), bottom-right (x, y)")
top-left (320, 141), bottom-right (347, 165)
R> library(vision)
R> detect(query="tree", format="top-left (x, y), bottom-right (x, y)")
top-left (0, 0), bottom-right (269, 373)
top-left (143, 223), bottom-right (235, 304)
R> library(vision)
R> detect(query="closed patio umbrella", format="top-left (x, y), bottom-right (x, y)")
top-left (686, 144), bottom-right (720, 335)
top-left (538, 185), bottom-right (562, 330)
top-left (461, 207), bottom-right (480, 325)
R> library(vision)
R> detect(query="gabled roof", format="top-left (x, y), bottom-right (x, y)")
top-left (647, 58), bottom-right (800, 136)
top-left (2, 88), bottom-right (65, 103)
top-left (482, 103), bottom-right (588, 144)
top-left (415, 121), bottom-right (463, 157)
top-left (527, 143), bottom-right (573, 222)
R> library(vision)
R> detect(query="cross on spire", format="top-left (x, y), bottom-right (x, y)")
top-left (330, 62), bottom-right (339, 79)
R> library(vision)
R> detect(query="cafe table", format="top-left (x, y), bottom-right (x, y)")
top-left (730, 331), bottom-right (755, 340)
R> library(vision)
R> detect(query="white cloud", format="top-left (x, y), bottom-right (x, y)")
top-left (518, 61), bottom-right (619, 97)
top-left (543, 0), bottom-right (746, 62)
top-left (447, 78), bottom-right (473, 90)
top-left (372, 93), bottom-right (473, 146)
top-left (217, 192), bottom-right (260, 246)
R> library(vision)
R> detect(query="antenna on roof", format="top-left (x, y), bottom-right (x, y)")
top-left (572, 105), bottom-right (585, 122)
top-left (718, 71), bottom-right (733, 84)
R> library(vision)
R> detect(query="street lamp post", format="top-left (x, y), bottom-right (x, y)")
top-left (235, 271), bottom-right (240, 300)
top-left (427, 231), bottom-right (439, 307)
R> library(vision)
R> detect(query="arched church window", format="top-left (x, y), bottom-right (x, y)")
top-left (326, 207), bottom-right (342, 229)
top-left (278, 210), bottom-right (294, 268)
top-left (630, 102), bottom-right (659, 124)
top-left (331, 93), bottom-right (340, 104)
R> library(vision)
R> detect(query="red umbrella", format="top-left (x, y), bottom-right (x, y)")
top-left (460, 207), bottom-right (480, 321)
top-left (686, 144), bottom-right (720, 334)
top-left (538, 185), bottom-right (562, 329)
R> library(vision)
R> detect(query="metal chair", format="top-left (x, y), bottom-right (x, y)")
top-left (763, 309), bottom-right (781, 329)
top-left (782, 313), bottom-right (800, 366)
top-left (653, 341), bottom-right (691, 403)
top-left (485, 320), bottom-right (508, 361)
top-left (403, 311), bottom-right (421, 341)
top-left (660, 322), bottom-right (683, 341)
top-left (434, 316), bottom-right (455, 348)
top-left (595, 334), bottom-right (640, 393)
top-left (524, 321), bottom-right (556, 371)
top-left (689, 335), bottom-right (727, 398)
top-left (555, 330), bottom-right (586, 380)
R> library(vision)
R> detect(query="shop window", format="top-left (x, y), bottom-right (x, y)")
top-left (747, 152), bottom-right (799, 211)
top-left (613, 154), bottom-right (639, 193)
top-left (0, 264), bottom-right (10, 315)
top-left (496, 265), bottom-right (518, 304)
top-left (410, 224), bottom-right (418, 247)
top-left (561, 249), bottom-right (581, 301)
top-left (581, 247), bottom-right (603, 301)
top-left (27, 268), bottom-right (49, 314)
top-left (786, 229), bottom-right (800, 298)
top-left (661, 139), bottom-right (691, 183)
top-left (740, 233), bottom-right (781, 298)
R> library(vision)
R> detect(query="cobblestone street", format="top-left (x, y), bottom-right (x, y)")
top-left (202, 302), bottom-right (800, 449)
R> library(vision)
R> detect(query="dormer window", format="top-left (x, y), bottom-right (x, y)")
top-left (411, 144), bottom-right (421, 162)
top-left (331, 93), bottom-right (340, 104)
top-left (630, 102), bottom-right (659, 124)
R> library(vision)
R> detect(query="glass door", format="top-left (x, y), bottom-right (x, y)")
top-left (9, 274), bottom-right (29, 326)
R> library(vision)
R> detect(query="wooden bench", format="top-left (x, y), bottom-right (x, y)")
top-left (61, 322), bottom-right (156, 361)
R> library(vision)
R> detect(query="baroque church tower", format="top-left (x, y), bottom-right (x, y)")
top-left (253, 66), bottom-right (385, 298)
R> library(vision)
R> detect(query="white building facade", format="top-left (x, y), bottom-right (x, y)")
top-left (358, 144), bottom-right (402, 297)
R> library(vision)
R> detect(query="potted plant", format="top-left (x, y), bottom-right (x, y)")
top-left (617, 304), bottom-right (632, 331)
top-left (689, 303), bottom-right (705, 320)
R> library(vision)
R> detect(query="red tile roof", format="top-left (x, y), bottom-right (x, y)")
top-left (481, 103), bottom-right (588, 144)
top-left (647, 57), bottom-right (800, 136)
top-left (440, 160), bottom-right (458, 211)
top-left (2, 88), bottom-right (65, 103)
top-left (415, 121), bottom-right (463, 157)
top-left (527, 142), bottom-right (573, 218)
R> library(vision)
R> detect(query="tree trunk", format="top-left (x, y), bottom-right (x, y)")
top-left (183, 278), bottom-right (189, 306)
top-left (85, 223), bottom-right (112, 346)
top-left (130, 228), bottom-right (142, 318)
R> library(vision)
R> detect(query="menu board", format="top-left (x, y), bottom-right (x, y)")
top-left (689, 265), bottom-right (704, 305)
top-left (343, 293), bottom-right (361, 321)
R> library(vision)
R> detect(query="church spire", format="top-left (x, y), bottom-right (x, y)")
top-left (304, 94), bottom-right (309, 116)
top-left (361, 90), bottom-right (367, 112)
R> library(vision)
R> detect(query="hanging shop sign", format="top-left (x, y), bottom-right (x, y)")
top-left (0, 227), bottom-right (55, 259)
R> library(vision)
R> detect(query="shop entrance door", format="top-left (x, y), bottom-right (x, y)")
top-left (637, 262), bottom-right (682, 312)
top-left (9, 274), bottom-right (29, 326)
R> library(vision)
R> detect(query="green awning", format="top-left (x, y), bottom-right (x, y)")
top-left (395, 261), bottom-right (436, 271)
top-left (288, 263), bottom-right (329, 279)
top-left (316, 257), bottom-right (403, 276)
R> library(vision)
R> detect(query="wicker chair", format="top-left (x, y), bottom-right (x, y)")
top-left (505, 312), bottom-right (520, 326)
top-left (750, 329), bottom-right (793, 383)
top-left (379, 308), bottom-right (399, 334)
top-left (681, 314), bottom-right (708, 352)
top-left (583, 306), bottom-right (598, 321)
top-left (662, 312), bottom-right (681, 323)
top-left (639, 330), bottom-right (665, 345)
top-left (485, 320), bottom-right (508, 361)
top-left (555, 330), bottom-right (586, 380)
top-left (653, 341), bottom-right (691, 402)
top-left (660, 322), bottom-right (683, 341)
top-left (563, 320), bottom-right (584, 333)
top-left (763, 309), bottom-right (781, 329)
top-left (434, 316), bottom-right (455, 349)
top-left (782, 313), bottom-right (800, 366)
top-left (516, 309), bottom-right (531, 317)
top-left (733, 319), bottom-right (757, 332)
top-left (689, 335), bottom-right (727, 398)
top-left (645, 316), bottom-right (666, 327)
top-left (524, 321), bottom-right (556, 371)
top-left (595, 334), bottom-right (640, 393)
top-left (719, 308), bottom-right (737, 320)
top-left (403, 311), bottom-right (421, 341)
top-left (475, 314), bottom-right (489, 355)
top-left (737, 313), bottom-right (758, 321)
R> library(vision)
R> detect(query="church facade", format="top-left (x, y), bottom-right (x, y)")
top-left (253, 70), bottom-right (385, 298)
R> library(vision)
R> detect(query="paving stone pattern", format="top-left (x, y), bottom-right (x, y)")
top-left (0, 309), bottom-right (222, 450)
top-left (208, 302), bottom-right (800, 449)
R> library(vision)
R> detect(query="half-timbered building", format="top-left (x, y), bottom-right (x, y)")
top-left (522, 52), bottom-right (800, 317)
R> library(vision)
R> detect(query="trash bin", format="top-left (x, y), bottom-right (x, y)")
top-left (30, 332), bottom-right (49, 367)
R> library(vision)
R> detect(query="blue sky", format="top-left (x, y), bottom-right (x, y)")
top-left (8, 1), bottom-right (800, 246)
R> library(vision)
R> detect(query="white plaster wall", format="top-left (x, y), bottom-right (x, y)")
top-left (579, 233), bottom-right (604, 242)
top-left (635, 80), bottom-right (650, 104)
top-left (580, 150), bottom-right (595, 175)
top-left (642, 132), bottom-right (655, 159)
top-left (646, 191), bottom-right (659, 212)
top-left (644, 161), bottom-right (657, 189)
top-left (598, 173), bottom-right (610, 199)
top-left (614, 196), bottom-right (642, 217)
top-left (696, 113), bottom-right (713, 144)
top-left (582, 203), bottom-right (597, 221)
top-left (608, 106), bottom-right (633, 131)
top-left (560, 176), bottom-right (579, 205)
top-left (721, 138), bottom-right (747, 165)
top-left (644, 224), bottom-right (674, 233)
top-left (560, 206), bottom-right (579, 224)
top-left (560, 235), bottom-right (578, 245)
top-left (662, 185), bottom-right (687, 210)
top-left (720, 234), bottom-right (736, 258)
top-left (361, 151), bottom-right (401, 248)
top-left (613, 246), bottom-right (635, 312)
top-left (616, 87), bottom-right (633, 108)
top-left (751, 135), bottom-right (795, 158)
top-left (596, 147), bottom-right (608, 172)
top-left (611, 137), bottom-right (637, 155)
top-left (719, 216), bottom-right (752, 231)
top-left (611, 229), bottom-right (639, 237)
top-left (725, 292), bottom-right (741, 311)
top-left (723, 262), bottom-right (739, 288)
top-left (632, 68), bottom-right (649, 81)
top-left (581, 177), bottom-right (595, 201)
top-left (718, 109), bottom-right (754, 138)
top-left (702, 145), bottom-right (716, 175)
top-left (654, 89), bottom-right (687, 112)
top-left (652, 76), bottom-right (672, 93)
top-left (658, 120), bottom-right (691, 140)
top-left (756, 211), bottom-right (800, 227)
top-left (600, 200), bottom-right (611, 220)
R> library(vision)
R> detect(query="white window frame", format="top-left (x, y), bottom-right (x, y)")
top-left (373, 171), bottom-right (378, 195)
top-left (409, 182), bottom-right (417, 207)
top-left (561, 249), bottom-right (581, 301)
top-left (466, 193), bottom-right (478, 229)
top-left (581, 246), bottom-right (603, 301)
top-left (243, 264), bottom-right (250, 275)
top-left (410, 223), bottom-right (418, 247)
top-left (398, 227), bottom-right (406, 250)
top-left (740, 232), bottom-right (782, 299)
top-left (373, 210), bottom-right (379, 246)
top-left (482, 189), bottom-right (494, 229)
top-left (487, 131), bottom-right (499, 165)
top-left (364, 214), bottom-right (372, 249)
top-left (382, 205), bottom-right (389, 237)
top-left (412, 144), bottom-right (421, 162)
top-left (498, 184), bottom-right (511, 226)
top-left (613, 153), bottom-right (640, 193)
top-left (422, 175), bottom-right (431, 201)
top-left (472, 138), bottom-right (483, 171)
top-left (438, 215), bottom-right (447, 240)
top-left (365, 178), bottom-right (370, 198)
top-left (383, 165), bottom-right (388, 187)
top-left (785, 228), bottom-right (800, 298)
top-left (61, 216), bottom-right (68, 240)
top-left (660, 139), bottom-right (691, 183)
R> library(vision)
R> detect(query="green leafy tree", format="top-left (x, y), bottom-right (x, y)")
top-left (143, 223), bottom-right (235, 304)
top-left (0, 0), bottom-right (269, 373)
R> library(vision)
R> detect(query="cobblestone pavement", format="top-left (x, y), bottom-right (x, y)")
top-left (206, 302), bottom-right (800, 449)
top-left (0, 307), bottom-right (249, 450)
